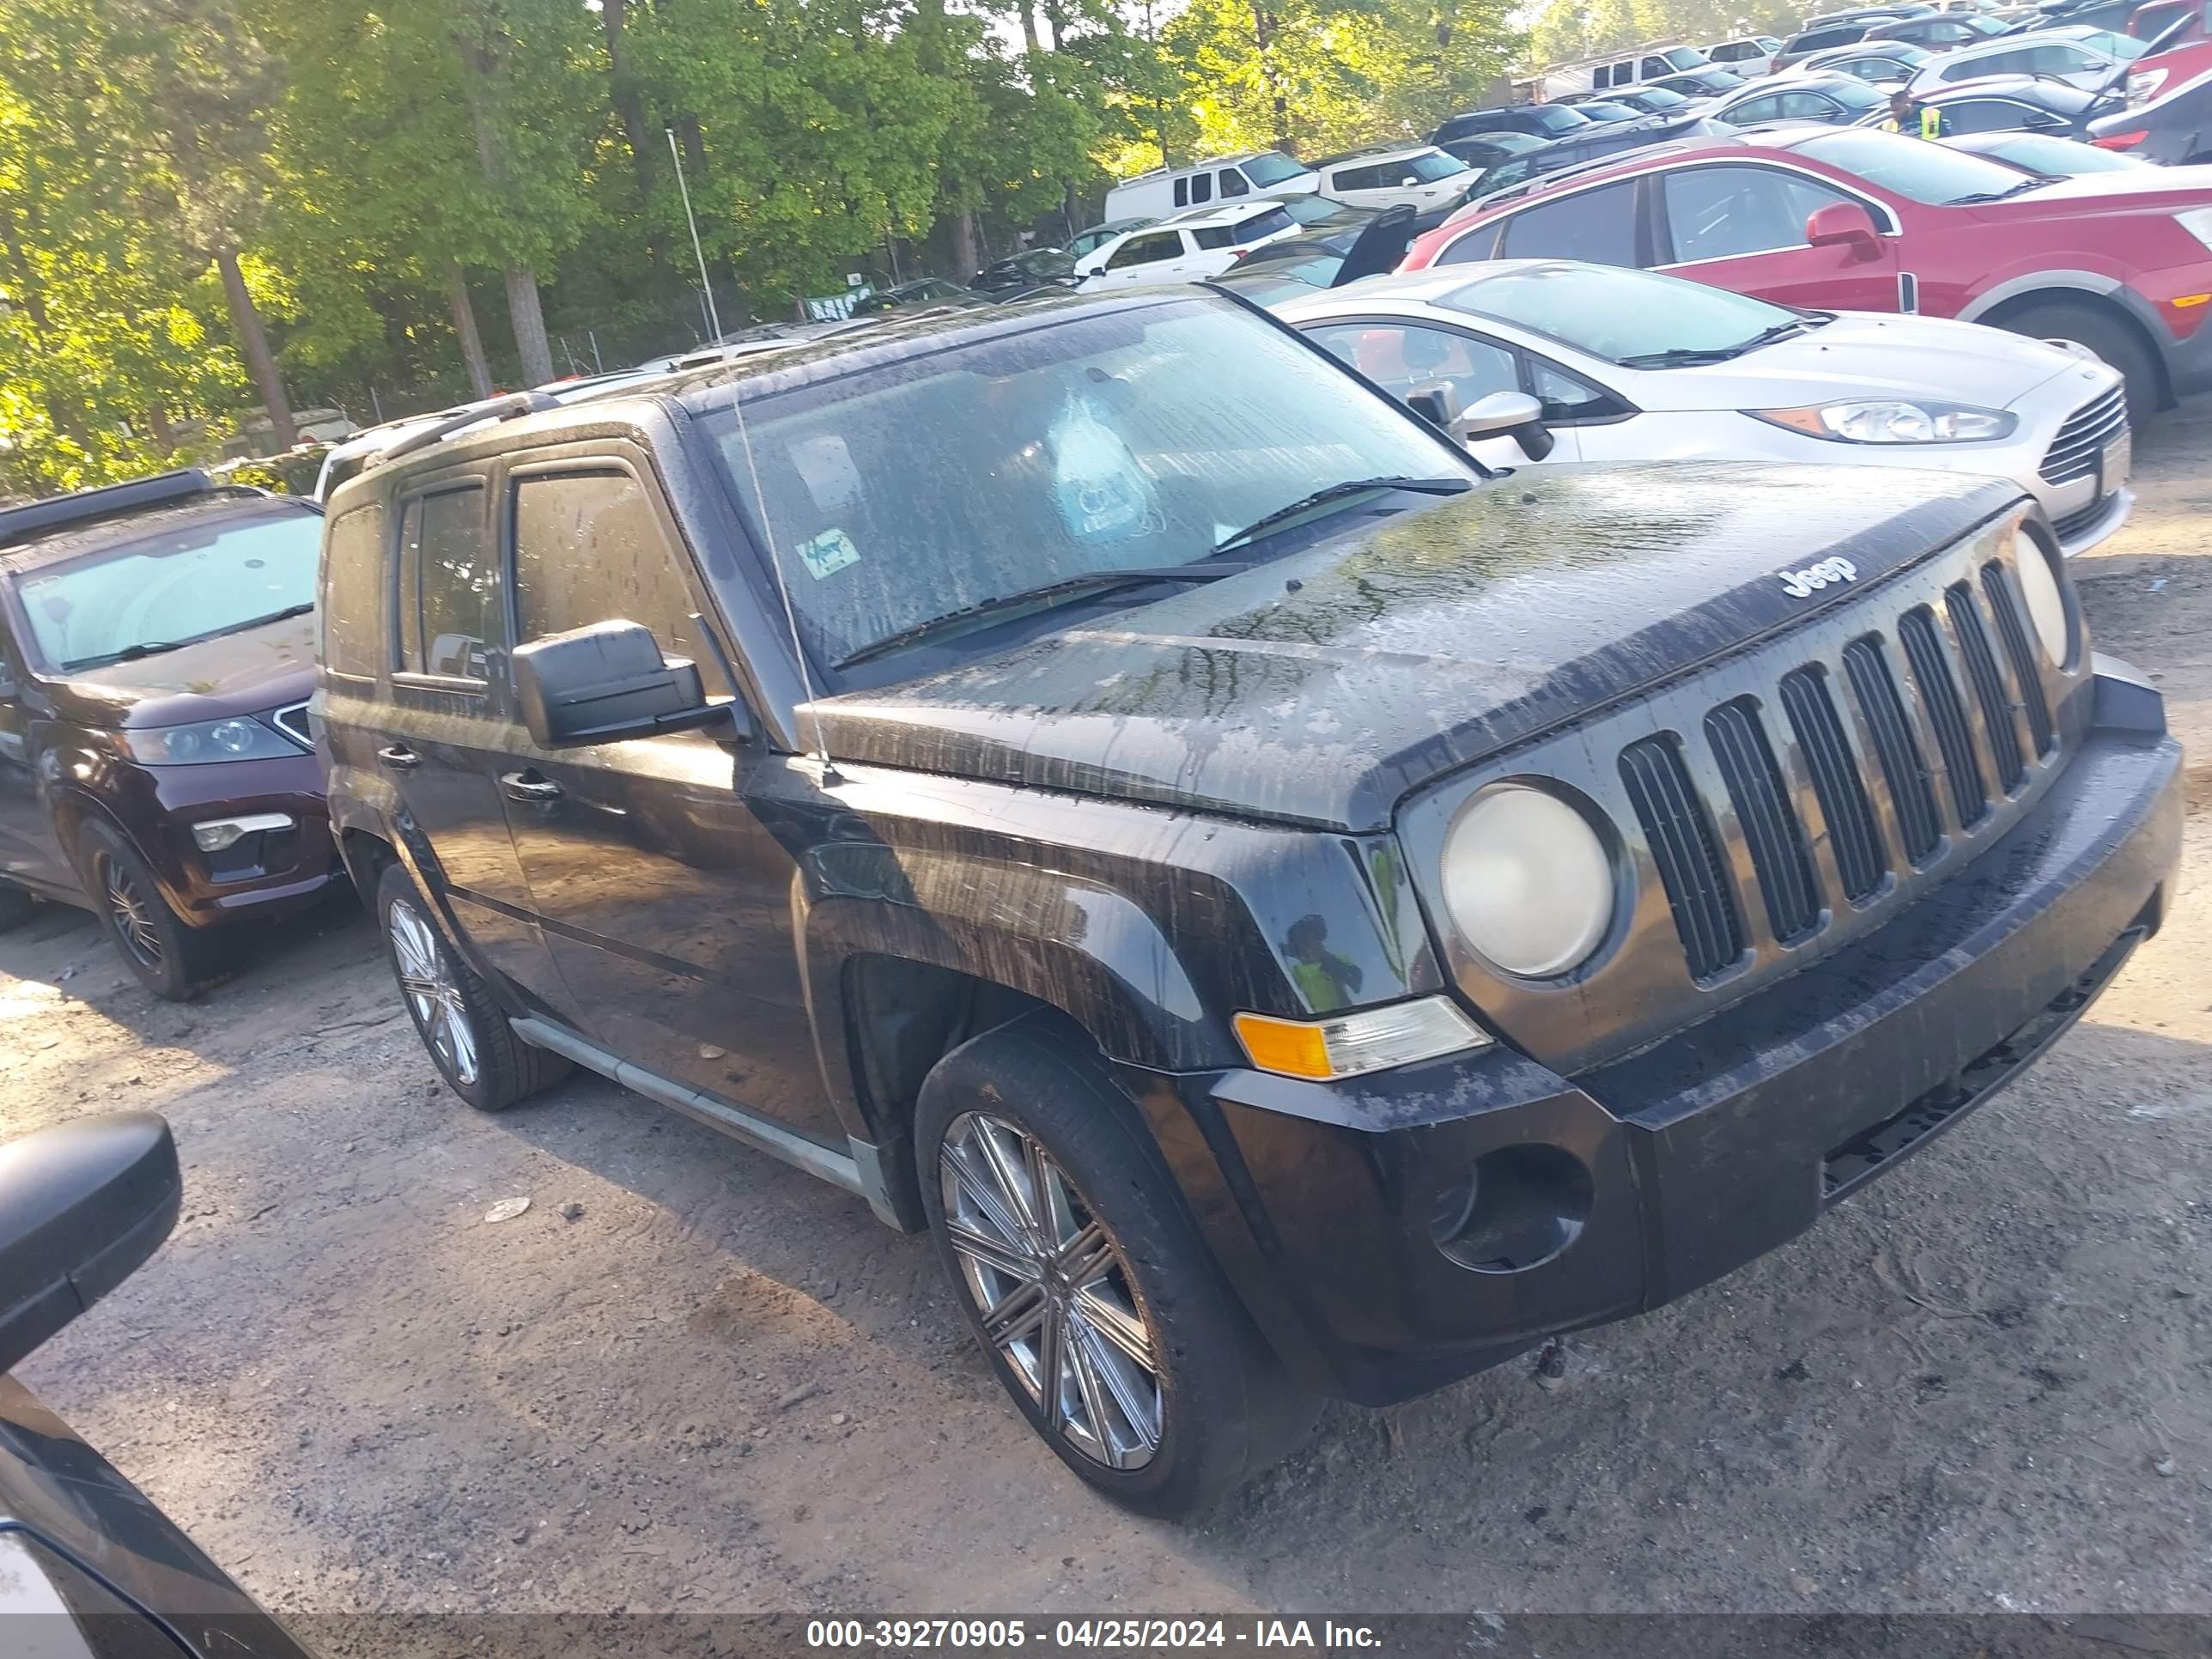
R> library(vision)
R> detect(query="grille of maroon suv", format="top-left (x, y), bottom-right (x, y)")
top-left (2039, 384), bottom-right (2125, 486)
top-left (1620, 554), bottom-right (2060, 987)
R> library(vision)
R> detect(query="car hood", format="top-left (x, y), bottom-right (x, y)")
top-left (807, 464), bottom-right (2021, 832)
top-left (1632, 310), bottom-right (2100, 410)
top-left (43, 613), bottom-right (316, 731)
top-left (1970, 160), bottom-right (2212, 207)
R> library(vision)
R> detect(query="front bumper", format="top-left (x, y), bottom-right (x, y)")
top-left (1122, 665), bottom-right (2183, 1405)
top-left (109, 751), bottom-right (340, 928)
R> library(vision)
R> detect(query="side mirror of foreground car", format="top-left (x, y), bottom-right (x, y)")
top-left (1805, 200), bottom-right (1887, 256)
top-left (0, 1114), bottom-right (180, 1373)
top-left (1457, 389), bottom-right (1557, 461)
top-left (513, 618), bottom-right (738, 748)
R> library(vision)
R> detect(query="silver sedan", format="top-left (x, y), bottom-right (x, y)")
top-left (1277, 260), bottom-right (2132, 555)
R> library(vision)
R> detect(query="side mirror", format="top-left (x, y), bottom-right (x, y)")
top-left (0, 1114), bottom-right (180, 1373)
top-left (1806, 200), bottom-right (1886, 257)
top-left (1457, 389), bottom-right (1556, 460)
top-left (1401, 175), bottom-right (1420, 186)
top-left (513, 619), bottom-right (734, 748)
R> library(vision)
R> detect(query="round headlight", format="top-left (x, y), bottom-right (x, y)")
top-left (210, 718), bottom-right (261, 754)
top-left (1441, 785), bottom-right (1614, 979)
top-left (2012, 529), bottom-right (2070, 668)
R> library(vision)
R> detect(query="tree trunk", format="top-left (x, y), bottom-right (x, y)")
top-left (216, 244), bottom-right (295, 450)
top-left (600, 0), bottom-right (658, 202)
top-left (448, 264), bottom-right (494, 398)
top-left (678, 115), bottom-right (707, 179)
top-left (505, 265), bottom-right (555, 387)
top-left (146, 405), bottom-right (173, 449)
top-left (1251, 4), bottom-right (1289, 150)
top-left (951, 210), bottom-right (980, 281)
top-left (1018, 1), bottom-right (1042, 54)
top-left (0, 199), bottom-right (48, 339)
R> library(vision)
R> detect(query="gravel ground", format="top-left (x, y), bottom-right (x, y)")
top-left (3, 412), bottom-right (2209, 1632)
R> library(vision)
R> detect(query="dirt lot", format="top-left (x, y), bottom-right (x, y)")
top-left (3, 415), bottom-right (2210, 1630)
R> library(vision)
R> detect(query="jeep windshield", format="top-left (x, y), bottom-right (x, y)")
top-left (10, 501), bottom-right (322, 673)
top-left (696, 296), bottom-right (1474, 672)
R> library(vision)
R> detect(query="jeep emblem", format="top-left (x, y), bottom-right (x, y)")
top-left (1778, 556), bottom-right (1858, 599)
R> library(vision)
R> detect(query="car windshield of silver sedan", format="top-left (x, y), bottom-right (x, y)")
top-left (1445, 264), bottom-right (1822, 366)
top-left (1792, 127), bottom-right (2045, 201)
top-left (700, 298), bottom-right (1474, 669)
top-left (12, 505), bottom-right (322, 672)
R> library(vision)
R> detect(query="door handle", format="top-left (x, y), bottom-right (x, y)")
top-left (501, 770), bottom-right (563, 804)
top-left (377, 744), bottom-right (421, 770)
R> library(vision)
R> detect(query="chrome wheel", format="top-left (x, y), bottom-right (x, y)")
top-left (938, 1111), bottom-right (1164, 1471)
top-left (99, 854), bottom-right (162, 970)
top-left (388, 896), bottom-right (478, 1087)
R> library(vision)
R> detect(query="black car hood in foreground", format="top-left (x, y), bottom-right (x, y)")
top-left (810, 464), bottom-right (2022, 832)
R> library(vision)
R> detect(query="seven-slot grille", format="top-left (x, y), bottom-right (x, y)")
top-left (2039, 385), bottom-right (2125, 487)
top-left (1620, 558), bottom-right (2057, 984)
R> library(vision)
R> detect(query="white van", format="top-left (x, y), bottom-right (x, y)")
top-left (1531, 41), bottom-right (1713, 98)
top-left (1102, 151), bottom-right (1319, 222)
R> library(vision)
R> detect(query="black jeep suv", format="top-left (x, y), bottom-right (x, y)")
top-left (316, 289), bottom-right (2182, 1516)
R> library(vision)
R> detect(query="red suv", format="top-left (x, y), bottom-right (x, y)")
top-left (1400, 125), bottom-right (2212, 422)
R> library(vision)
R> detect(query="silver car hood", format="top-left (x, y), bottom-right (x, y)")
top-left (1625, 311), bottom-right (2101, 413)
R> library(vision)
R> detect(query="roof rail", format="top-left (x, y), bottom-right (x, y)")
top-left (366, 391), bottom-right (560, 471)
top-left (0, 468), bottom-right (219, 550)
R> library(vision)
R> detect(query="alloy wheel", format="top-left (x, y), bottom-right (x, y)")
top-left (99, 854), bottom-right (163, 970)
top-left (938, 1111), bottom-right (1164, 1470)
top-left (387, 896), bottom-right (478, 1087)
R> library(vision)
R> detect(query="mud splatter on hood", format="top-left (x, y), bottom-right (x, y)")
top-left (808, 461), bottom-right (2022, 832)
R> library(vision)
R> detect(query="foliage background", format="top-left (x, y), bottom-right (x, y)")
top-left (0, 0), bottom-right (1790, 495)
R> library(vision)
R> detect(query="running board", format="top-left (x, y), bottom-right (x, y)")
top-left (509, 1016), bottom-right (885, 1212)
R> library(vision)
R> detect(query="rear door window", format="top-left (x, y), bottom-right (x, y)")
top-left (397, 483), bottom-right (495, 682)
top-left (1496, 180), bottom-right (1639, 266)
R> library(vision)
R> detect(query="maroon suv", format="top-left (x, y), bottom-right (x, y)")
top-left (0, 470), bottom-right (339, 997)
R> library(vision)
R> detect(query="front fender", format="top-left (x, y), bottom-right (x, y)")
top-left (755, 759), bottom-right (1446, 1121)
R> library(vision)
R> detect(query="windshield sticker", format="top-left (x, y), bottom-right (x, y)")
top-left (791, 432), bottom-right (863, 515)
top-left (1049, 392), bottom-right (1160, 545)
top-left (795, 527), bottom-right (862, 580)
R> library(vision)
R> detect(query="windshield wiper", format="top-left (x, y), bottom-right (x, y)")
top-left (1211, 476), bottom-right (1470, 556)
top-left (1949, 179), bottom-right (2045, 204)
top-left (64, 640), bottom-right (185, 670)
top-left (58, 601), bottom-right (316, 672)
top-left (1619, 319), bottom-right (1809, 369)
top-left (227, 601), bottom-right (316, 630)
top-left (836, 564), bottom-right (1252, 668)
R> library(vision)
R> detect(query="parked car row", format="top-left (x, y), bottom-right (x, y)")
top-left (0, 70), bottom-right (2194, 1588)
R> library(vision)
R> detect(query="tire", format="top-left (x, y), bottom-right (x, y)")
top-left (915, 1013), bottom-right (1317, 1517)
top-left (375, 860), bottom-right (569, 1111)
top-left (2002, 300), bottom-right (2161, 429)
top-left (0, 884), bottom-right (34, 933)
top-left (77, 820), bottom-right (230, 1000)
